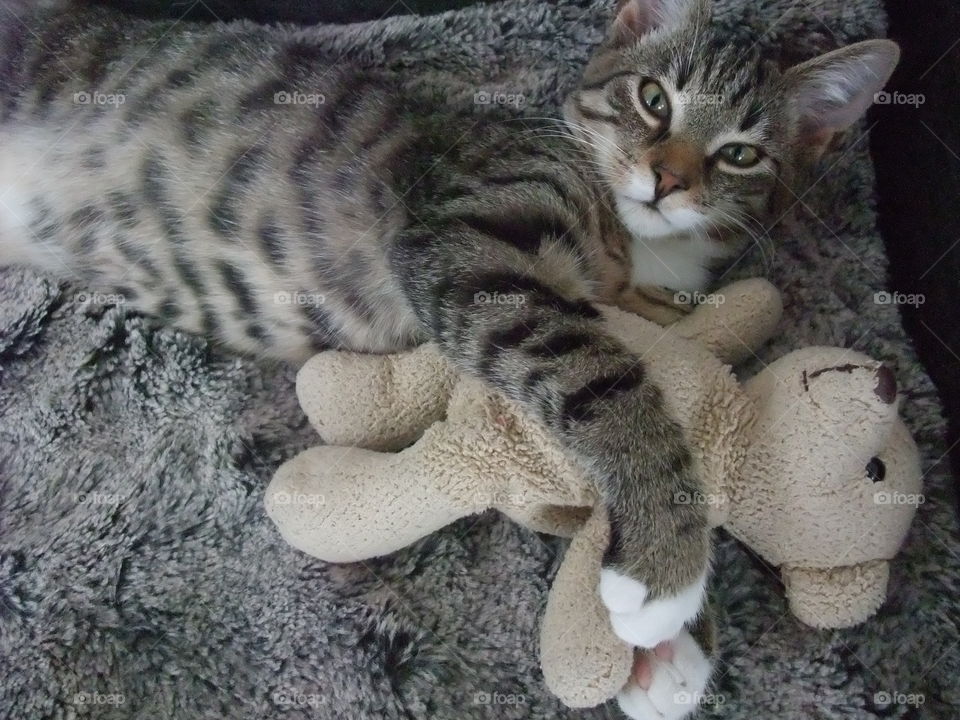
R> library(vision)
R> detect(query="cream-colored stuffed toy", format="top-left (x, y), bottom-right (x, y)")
top-left (265, 278), bottom-right (921, 719)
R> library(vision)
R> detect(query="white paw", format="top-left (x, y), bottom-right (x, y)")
top-left (599, 569), bottom-right (706, 648)
top-left (617, 629), bottom-right (713, 720)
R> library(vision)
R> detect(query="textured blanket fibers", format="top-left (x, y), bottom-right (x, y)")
top-left (0, 0), bottom-right (957, 718)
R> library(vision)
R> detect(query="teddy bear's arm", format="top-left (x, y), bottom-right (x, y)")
top-left (670, 278), bottom-right (783, 366)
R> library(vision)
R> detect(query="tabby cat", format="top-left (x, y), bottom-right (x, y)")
top-left (0, 0), bottom-right (896, 716)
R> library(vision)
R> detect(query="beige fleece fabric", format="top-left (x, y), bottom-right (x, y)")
top-left (265, 278), bottom-right (922, 709)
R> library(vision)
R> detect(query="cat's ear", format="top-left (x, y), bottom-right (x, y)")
top-left (783, 39), bottom-right (900, 151)
top-left (609, 0), bottom-right (710, 46)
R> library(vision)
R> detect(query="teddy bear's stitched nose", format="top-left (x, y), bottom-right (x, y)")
top-left (874, 365), bottom-right (897, 404)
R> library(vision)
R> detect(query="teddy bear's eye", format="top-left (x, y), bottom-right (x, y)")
top-left (866, 457), bottom-right (886, 483)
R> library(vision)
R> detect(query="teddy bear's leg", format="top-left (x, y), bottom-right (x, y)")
top-left (296, 343), bottom-right (458, 451)
top-left (617, 604), bottom-right (716, 720)
top-left (265, 440), bottom-right (478, 562)
top-left (540, 505), bottom-right (634, 708)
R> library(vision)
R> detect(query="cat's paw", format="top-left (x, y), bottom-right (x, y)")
top-left (600, 569), bottom-right (707, 648)
top-left (617, 629), bottom-right (713, 720)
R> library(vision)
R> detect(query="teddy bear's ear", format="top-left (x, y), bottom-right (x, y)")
top-left (296, 344), bottom-right (457, 451)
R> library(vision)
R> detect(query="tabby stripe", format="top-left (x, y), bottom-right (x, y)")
top-left (479, 319), bottom-right (542, 378)
top-left (125, 82), bottom-right (169, 126)
top-left (116, 237), bottom-right (160, 280)
top-left (75, 229), bottom-right (97, 255)
top-left (141, 152), bottom-right (218, 333)
top-left (108, 191), bottom-right (138, 229)
top-left (256, 213), bottom-right (287, 267)
top-left (728, 79), bottom-right (753, 106)
top-left (561, 365), bottom-right (645, 426)
top-left (301, 301), bottom-right (340, 349)
top-left (580, 68), bottom-right (634, 91)
top-left (675, 58), bottom-right (694, 91)
top-left (667, 445), bottom-right (693, 476)
top-left (217, 261), bottom-right (258, 315)
top-left (209, 146), bottom-right (264, 239)
top-left (485, 173), bottom-right (570, 205)
top-left (441, 271), bottom-right (600, 321)
top-left (179, 98), bottom-right (218, 148)
top-left (158, 297), bottom-right (181, 320)
top-left (484, 171), bottom-right (592, 224)
top-left (28, 16), bottom-right (75, 107)
top-left (246, 323), bottom-right (269, 341)
top-left (522, 367), bottom-right (551, 396)
top-left (574, 100), bottom-right (618, 123)
top-left (454, 211), bottom-right (574, 255)
top-left (739, 101), bottom-right (763, 132)
top-left (166, 68), bottom-right (195, 89)
top-left (238, 78), bottom-right (288, 113)
top-left (527, 331), bottom-right (593, 358)
top-left (487, 319), bottom-right (541, 350)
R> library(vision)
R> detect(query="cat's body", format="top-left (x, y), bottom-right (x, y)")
top-left (0, 1), bottom-right (898, 717)
top-left (0, 9), bottom-right (667, 362)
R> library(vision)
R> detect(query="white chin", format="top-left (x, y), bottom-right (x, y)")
top-left (614, 196), bottom-right (704, 239)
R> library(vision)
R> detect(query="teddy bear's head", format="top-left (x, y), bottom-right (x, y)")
top-left (727, 346), bottom-right (922, 627)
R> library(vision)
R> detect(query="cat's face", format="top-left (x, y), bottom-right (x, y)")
top-left (564, 0), bottom-right (898, 250)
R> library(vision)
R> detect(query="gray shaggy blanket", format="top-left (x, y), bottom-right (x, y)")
top-left (1, 1), bottom-right (957, 718)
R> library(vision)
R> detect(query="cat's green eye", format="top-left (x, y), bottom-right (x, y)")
top-left (638, 80), bottom-right (670, 121)
top-left (718, 143), bottom-right (761, 168)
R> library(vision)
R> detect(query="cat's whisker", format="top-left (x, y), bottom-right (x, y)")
top-left (708, 206), bottom-right (774, 274)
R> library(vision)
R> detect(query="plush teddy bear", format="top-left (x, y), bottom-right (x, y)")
top-left (265, 278), bottom-right (921, 717)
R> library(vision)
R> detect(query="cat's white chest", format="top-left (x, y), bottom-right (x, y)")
top-left (628, 235), bottom-right (724, 292)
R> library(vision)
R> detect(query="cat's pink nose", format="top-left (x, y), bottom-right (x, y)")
top-left (653, 164), bottom-right (689, 200)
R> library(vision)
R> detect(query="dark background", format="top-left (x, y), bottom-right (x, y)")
top-left (870, 0), bottom-right (960, 501)
top-left (81, 0), bottom-right (960, 501)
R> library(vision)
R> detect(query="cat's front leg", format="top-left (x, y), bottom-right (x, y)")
top-left (572, 362), bottom-right (710, 650)
top-left (392, 231), bottom-right (711, 651)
